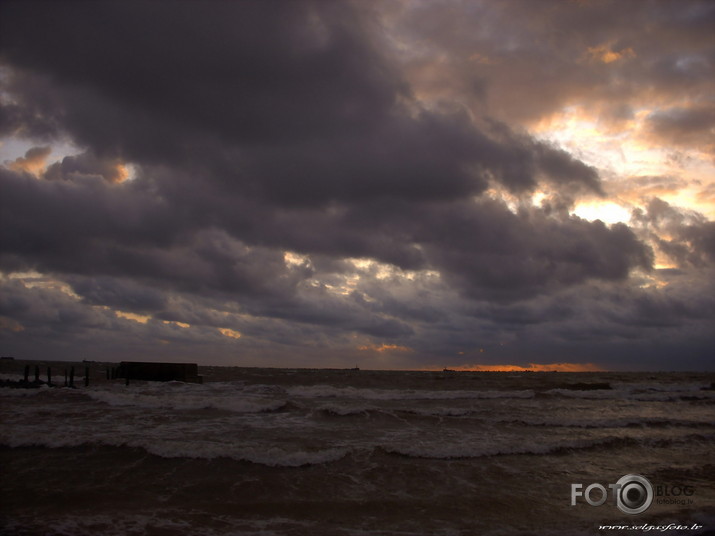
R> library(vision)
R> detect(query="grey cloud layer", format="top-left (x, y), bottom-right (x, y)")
top-left (0, 0), bottom-right (713, 368)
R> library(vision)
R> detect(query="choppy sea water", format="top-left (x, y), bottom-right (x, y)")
top-left (1, 365), bottom-right (714, 536)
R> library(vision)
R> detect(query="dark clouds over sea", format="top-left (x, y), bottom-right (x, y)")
top-left (0, 0), bottom-right (713, 369)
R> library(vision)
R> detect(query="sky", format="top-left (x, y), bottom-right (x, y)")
top-left (0, 0), bottom-right (713, 371)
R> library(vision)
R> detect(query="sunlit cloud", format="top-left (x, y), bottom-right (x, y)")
top-left (532, 103), bottom-right (715, 221)
top-left (114, 163), bottom-right (133, 183)
top-left (5, 146), bottom-right (51, 176)
top-left (218, 328), bottom-right (242, 339)
top-left (583, 43), bottom-right (635, 64)
top-left (283, 251), bottom-right (311, 267)
top-left (358, 343), bottom-right (412, 353)
top-left (0, 316), bottom-right (25, 333)
top-left (8, 273), bottom-right (82, 300)
top-left (163, 320), bottom-right (190, 329)
top-left (116, 311), bottom-right (150, 324)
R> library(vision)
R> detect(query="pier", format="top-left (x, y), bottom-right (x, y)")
top-left (0, 359), bottom-right (202, 388)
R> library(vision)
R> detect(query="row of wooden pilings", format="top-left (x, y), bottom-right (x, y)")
top-left (23, 364), bottom-right (90, 388)
top-left (22, 364), bottom-right (129, 388)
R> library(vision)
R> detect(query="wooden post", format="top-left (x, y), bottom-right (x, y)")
top-left (85, 366), bottom-right (90, 387)
top-left (24, 365), bottom-right (29, 383)
top-left (64, 368), bottom-right (68, 387)
top-left (69, 367), bottom-right (75, 388)
top-left (125, 365), bottom-right (130, 386)
top-left (34, 365), bottom-right (40, 383)
top-left (106, 368), bottom-right (110, 380)
top-left (47, 367), bottom-right (52, 387)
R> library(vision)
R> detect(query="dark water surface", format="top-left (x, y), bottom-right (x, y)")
top-left (1, 364), bottom-right (714, 535)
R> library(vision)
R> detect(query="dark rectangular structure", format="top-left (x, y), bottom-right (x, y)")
top-left (116, 362), bottom-right (203, 383)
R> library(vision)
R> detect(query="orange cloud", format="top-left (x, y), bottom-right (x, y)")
top-left (7, 146), bottom-right (51, 176)
top-left (584, 44), bottom-right (635, 64)
top-left (218, 327), bottom-right (242, 339)
top-left (437, 362), bottom-right (604, 372)
top-left (115, 310), bottom-right (150, 324)
top-left (0, 316), bottom-right (24, 333)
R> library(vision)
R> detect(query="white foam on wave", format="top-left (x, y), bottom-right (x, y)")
top-left (0, 384), bottom-right (49, 396)
top-left (288, 385), bottom-right (534, 401)
top-left (0, 373), bottom-right (28, 382)
top-left (242, 383), bottom-right (288, 395)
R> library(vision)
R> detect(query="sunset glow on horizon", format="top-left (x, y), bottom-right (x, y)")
top-left (432, 363), bottom-right (606, 373)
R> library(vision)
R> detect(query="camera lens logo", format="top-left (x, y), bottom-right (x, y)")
top-left (615, 474), bottom-right (653, 515)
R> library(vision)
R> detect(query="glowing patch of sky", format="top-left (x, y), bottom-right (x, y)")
top-left (531, 106), bottom-right (715, 219)
top-left (0, 137), bottom-right (82, 168)
top-left (571, 201), bottom-right (632, 225)
top-left (429, 363), bottom-right (604, 372)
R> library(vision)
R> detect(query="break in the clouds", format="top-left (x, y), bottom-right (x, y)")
top-left (0, 0), bottom-right (713, 370)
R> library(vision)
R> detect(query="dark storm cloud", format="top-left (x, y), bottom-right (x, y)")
top-left (44, 150), bottom-right (128, 183)
top-left (0, 161), bottom-right (649, 304)
top-left (0, 277), bottom-right (110, 336)
top-left (0, 0), bottom-right (624, 303)
top-left (64, 276), bottom-right (168, 313)
top-left (1, 0), bottom-right (402, 156)
top-left (646, 105), bottom-right (715, 154)
top-left (0, 165), bottom-right (179, 273)
top-left (416, 199), bottom-right (653, 300)
top-left (0, 0), bottom-right (605, 202)
top-left (632, 198), bottom-right (715, 268)
top-left (0, 0), bottom-right (712, 368)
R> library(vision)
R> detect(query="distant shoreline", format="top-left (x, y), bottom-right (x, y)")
top-left (2, 357), bottom-right (715, 374)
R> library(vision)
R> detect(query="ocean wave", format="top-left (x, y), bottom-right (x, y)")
top-left (403, 407), bottom-right (475, 417)
top-left (2, 512), bottom-right (320, 536)
top-left (139, 442), bottom-right (350, 467)
top-left (543, 388), bottom-right (628, 399)
top-left (0, 384), bottom-right (50, 396)
top-left (381, 433), bottom-right (715, 460)
top-left (287, 385), bottom-right (535, 401)
top-left (498, 416), bottom-right (715, 429)
top-left (614, 381), bottom-right (714, 392)
top-left (83, 389), bottom-right (288, 413)
top-left (543, 387), bottom-right (715, 401)
top-left (240, 383), bottom-right (289, 395)
top-left (1, 434), bottom-right (350, 467)
top-left (316, 404), bottom-right (379, 417)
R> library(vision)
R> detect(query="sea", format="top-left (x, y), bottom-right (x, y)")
top-left (1, 363), bottom-right (714, 536)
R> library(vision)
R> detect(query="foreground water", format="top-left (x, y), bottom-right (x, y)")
top-left (1, 365), bottom-right (714, 535)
